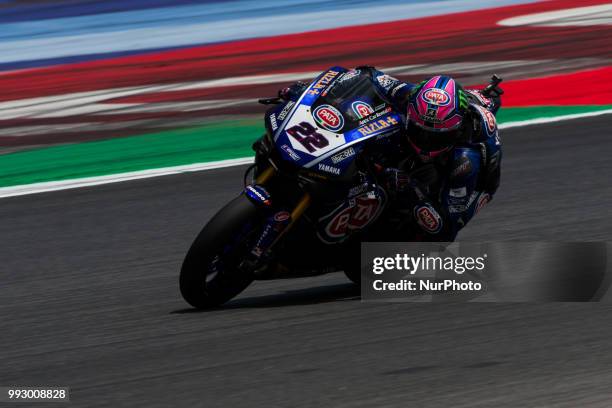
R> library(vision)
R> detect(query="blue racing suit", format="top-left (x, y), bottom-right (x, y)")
top-left (279, 66), bottom-right (502, 241)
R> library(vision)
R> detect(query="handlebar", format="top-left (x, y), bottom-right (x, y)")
top-left (482, 74), bottom-right (504, 98)
top-left (258, 97), bottom-right (283, 105)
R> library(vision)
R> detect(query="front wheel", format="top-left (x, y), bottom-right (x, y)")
top-left (179, 195), bottom-right (261, 308)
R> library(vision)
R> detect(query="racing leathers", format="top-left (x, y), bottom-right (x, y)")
top-left (279, 66), bottom-right (502, 242)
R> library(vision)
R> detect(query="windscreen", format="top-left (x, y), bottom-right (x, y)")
top-left (310, 72), bottom-right (391, 133)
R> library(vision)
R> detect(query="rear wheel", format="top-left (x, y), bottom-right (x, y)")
top-left (341, 239), bottom-right (362, 285)
top-left (179, 195), bottom-right (261, 308)
top-left (344, 268), bottom-right (361, 285)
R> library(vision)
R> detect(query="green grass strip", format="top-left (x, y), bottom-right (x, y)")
top-left (1, 105), bottom-right (611, 188)
top-left (0, 119), bottom-right (263, 187)
top-left (496, 105), bottom-right (612, 123)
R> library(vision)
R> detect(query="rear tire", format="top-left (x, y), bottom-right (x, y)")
top-left (344, 268), bottom-right (361, 285)
top-left (341, 239), bottom-right (362, 285)
top-left (179, 195), bottom-right (260, 308)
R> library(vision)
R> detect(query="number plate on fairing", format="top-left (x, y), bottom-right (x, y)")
top-left (284, 105), bottom-right (347, 157)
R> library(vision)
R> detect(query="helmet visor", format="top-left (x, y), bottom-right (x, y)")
top-left (407, 122), bottom-right (458, 153)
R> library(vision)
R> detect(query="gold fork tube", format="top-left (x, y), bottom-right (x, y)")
top-left (268, 192), bottom-right (311, 250)
top-left (255, 166), bottom-right (275, 185)
top-left (289, 193), bottom-right (311, 226)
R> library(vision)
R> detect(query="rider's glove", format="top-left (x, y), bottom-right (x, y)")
top-left (383, 168), bottom-right (416, 194)
top-left (384, 163), bottom-right (439, 194)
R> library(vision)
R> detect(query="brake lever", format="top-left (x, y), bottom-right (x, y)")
top-left (258, 97), bottom-right (283, 105)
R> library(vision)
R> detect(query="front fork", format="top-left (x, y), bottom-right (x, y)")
top-left (241, 166), bottom-right (311, 273)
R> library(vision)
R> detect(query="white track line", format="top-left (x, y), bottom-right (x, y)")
top-left (498, 4), bottom-right (612, 27)
top-left (1, 109), bottom-right (611, 199)
top-left (498, 108), bottom-right (612, 129)
top-left (0, 158), bottom-right (254, 198)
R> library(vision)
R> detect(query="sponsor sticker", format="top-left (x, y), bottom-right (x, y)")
top-left (476, 193), bottom-right (490, 213)
top-left (421, 88), bottom-right (451, 106)
top-left (449, 187), bottom-right (467, 198)
top-left (414, 204), bottom-right (442, 233)
top-left (391, 83), bottom-right (408, 97)
top-left (331, 147), bottom-right (356, 164)
top-left (466, 89), bottom-right (491, 107)
top-left (318, 163), bottom-right (341, 175)
top-left (313, 104), bottom-right (344, 132)
top-left (420, 107), bottom-right (443, 124)
top-left (277, 101), bottom-right (295, 121)
top-left (269, 113), bottom-right (278, 131)
top-left (377, 74), bottom-right (396, 90)
top-left (374, 103), bottom-right (387, 111)
top-left (338, 69), bottom-right (360, 83)
top-left (357, 116), bottom-right (398, 136)
top-left (348, 183), bottom-right (369, 197)
top-left (476, 105), bottom-right (497, 135)
top-left (448, 204), bottom-right (466, 214)
top-left (483, 110), bottom-right (497, 134)
top-left (246, 185), bottom-right (271, 206)
top-left (358, 106), bottom-right (392, 125)
top-left (352, 101), bottom-right (374, 119)
top-left (308, 70), bottom-right (341, 96)
top-left (273, 211), bottom-right (291, 222)
top-left (281, 144), bottom-right (301, 161)
top-left (450, 157), bottom-right (473, 178)
top-left (466, 191), bottom-right (479, 208)
top-left (325, 195), bottom-right (382, 238)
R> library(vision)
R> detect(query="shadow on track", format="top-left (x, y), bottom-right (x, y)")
top-left (171, 282), bottom-right (360, 313)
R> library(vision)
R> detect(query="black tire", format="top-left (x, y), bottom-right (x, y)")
top-left (344, 268), bottom-right (361, 285)
top-left (180, 195), bottom-right (260, 308)
top-left (341, 239), bottom-right (362, 285)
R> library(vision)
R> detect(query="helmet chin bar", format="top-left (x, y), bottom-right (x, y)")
top-left (408, 137), bottom-right (452, 160)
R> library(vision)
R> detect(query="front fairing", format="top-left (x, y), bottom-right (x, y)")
top-left (265, 67), bottom-right (405, 178)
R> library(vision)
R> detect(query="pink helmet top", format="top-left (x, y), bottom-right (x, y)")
top-left (408, 76), bottom-right (463, 131)
top-left (406, 75), bottom-right (466, 158)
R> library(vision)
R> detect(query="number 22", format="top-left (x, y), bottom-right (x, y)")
top-left (286, 122), bottom-right (329, 153)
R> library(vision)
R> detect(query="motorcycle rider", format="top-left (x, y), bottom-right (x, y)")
top-left (278, 67), bottom-right (503, 242)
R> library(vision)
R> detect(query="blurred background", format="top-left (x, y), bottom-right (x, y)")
top-left (0, 0), bottom-right (610, 188)
top-left (2, 2), bottom-right (612, 407)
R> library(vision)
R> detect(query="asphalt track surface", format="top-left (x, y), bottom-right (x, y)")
top-left (1, 116), bottom-right (612, 407)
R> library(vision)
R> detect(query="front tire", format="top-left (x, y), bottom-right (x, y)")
top-left (180, 195), bottom-right (260, 308)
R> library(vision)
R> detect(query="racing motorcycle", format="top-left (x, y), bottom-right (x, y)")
top-left (180, 67), bottom-right (418, 308)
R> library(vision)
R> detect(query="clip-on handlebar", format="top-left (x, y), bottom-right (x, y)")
top-left (482, 74), bottom-right (504, 98)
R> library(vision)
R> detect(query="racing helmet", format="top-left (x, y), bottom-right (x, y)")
top-left (406, 76), bottom-right (467, 159)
